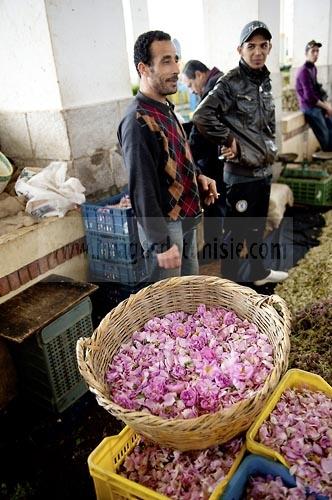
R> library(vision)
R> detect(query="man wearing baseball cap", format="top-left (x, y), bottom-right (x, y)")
top-left (295, 40), bottom-right (332, 152)
top-left (193, 20), bottom-right (288, 286)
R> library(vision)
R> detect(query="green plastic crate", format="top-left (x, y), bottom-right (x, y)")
top-left (278, 175), bottom-right (332, 206)
top-left (282, 163), bottom-right (329, 179)
top-left (13, 298), bottom-right (93, 412)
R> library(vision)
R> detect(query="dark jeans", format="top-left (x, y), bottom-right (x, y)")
top-left (200, 202), bottom-right (224, 261)
top-left (198, 159), bottom-right (226, 260)
top-left (304, 107), bottom-right (332, 151)
top-left (221, 176), bottom-right (272, 282)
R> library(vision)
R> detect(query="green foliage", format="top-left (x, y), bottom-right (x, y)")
top-left (289, 299), bottom-right (332, 384)
top-left (1, 481), bottom-right (36, 499)
top-left (132, 84), bottom-right (139, 96)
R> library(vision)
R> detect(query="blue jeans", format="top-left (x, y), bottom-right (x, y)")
top-left (138, 219), bottom-right (199, 283)
top-left (304, 107), bottom-right (332, 151)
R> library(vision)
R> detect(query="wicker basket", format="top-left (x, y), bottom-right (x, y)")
top-left (77, 276), bottom-right (291, 451)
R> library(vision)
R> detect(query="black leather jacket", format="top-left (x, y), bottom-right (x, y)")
top-left (193, 59), bottom-right (277, 174)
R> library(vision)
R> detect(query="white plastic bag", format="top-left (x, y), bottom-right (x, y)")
top-left (15, 162), bottom-right (86, 218)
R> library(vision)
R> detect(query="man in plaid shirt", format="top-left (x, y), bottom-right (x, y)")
top-left (118, 30), bottom-right (218, 283)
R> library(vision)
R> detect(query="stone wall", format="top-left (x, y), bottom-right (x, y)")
top-left (0, 97), bottom-right (132, 195)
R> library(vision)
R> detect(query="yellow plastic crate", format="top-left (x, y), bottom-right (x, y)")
top-left (88, 426), bottom-right (246, 500)
top-left (246, 369), bottom-right (332, 466)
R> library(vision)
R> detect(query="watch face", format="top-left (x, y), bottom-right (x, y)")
top-left (235, 199), bottom-right (248, 213)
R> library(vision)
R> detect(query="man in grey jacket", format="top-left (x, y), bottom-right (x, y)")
top-left (193, 20), bottom-right (288, 286)
top-left (182, 60), bottom-right (225, 261)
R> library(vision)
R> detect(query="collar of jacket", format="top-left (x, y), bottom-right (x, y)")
top-left (304, 61), bottom-right (315, 69)
top-left (203, 67), bottom-right (222, 91)
top-left (239, 58), bottom-right (270, 84)
top-left (206, 66), bottom-right (221, 84)
top-left (136, 91), bottom-right (175, 114)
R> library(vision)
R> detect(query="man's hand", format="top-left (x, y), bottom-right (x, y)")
top-left (156, 243), bottom-right (181, 269)
top-left (318, 100), bottom-right (332, 117)
top-left (197, 174), bottom-right (219, 206)
top-left (324, 102), bottom-right (332, 117)
top-left (220, 138), bottom-right (238, 160)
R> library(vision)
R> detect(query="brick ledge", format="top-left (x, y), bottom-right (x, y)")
top-left (283, 123), bottom-right (308, 141)
top-left (0, 237), bottom-right (86, 296)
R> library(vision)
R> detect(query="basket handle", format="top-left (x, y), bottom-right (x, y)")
top-left (253, 293), bottom-right (291, 374)
top-left (255, 294), bottom-right (291, 331)
top-left (254, 293), bottom-right (291, 323)
top-left (76, 336), bottom-right (95, 382)
top-left (267, 294), bottom-right (292, 323)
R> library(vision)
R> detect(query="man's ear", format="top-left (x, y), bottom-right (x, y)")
top-left (268, 42), bottom-right (272, 54)
top-left (237, 45), bottom-right (242, 56)
top-left (137, 61), bottom-right (148, 77)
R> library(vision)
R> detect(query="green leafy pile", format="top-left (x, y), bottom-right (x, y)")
top-left (289, 299), bottom-right (332, 384)
top-left (276, 210), bottom-right (332, 314)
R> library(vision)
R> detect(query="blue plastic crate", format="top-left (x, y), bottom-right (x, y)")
top-left (85, 231), bottom-right (143, 263)
top-left (81, 191), bottom-right (137, 236)
top-left (221, 454), bottom-right (328, 500)
top-left (89, 257), bottom-right (148, 285)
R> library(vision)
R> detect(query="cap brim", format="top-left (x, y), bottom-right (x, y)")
top-left (306, 42), bottom-right (322, 50)
top-left (241, 27), bottom-right (272, 45)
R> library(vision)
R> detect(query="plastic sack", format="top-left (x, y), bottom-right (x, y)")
top-left (15, 161), bottom-right (86, 218)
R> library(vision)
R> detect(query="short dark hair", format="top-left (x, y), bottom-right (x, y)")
top-left (134, 30), bottom-right (171, 76)
top-left (182, 60), bottom-right (209, 79)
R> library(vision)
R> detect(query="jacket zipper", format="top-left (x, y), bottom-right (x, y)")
top-left (258, 84), bottom-right (268, 157)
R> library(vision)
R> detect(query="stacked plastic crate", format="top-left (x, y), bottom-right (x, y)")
top-left (278, 162), bottom-right (332, 206)
top-left (13, 298), bottom-right (94, 413)
top-left (0, 278), bottom-right (97, 413)
top-left (81, 192), bottom-right (148, 286)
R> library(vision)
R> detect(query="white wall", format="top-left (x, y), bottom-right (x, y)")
top-left (45, 0), bottom-right (132, 108)
top-left (123, 0), bottom-right (150, 83)
top-left (0, 0), bottom-right (62, 111)
top-left (292, 0), bottom-right (330, 68)
top-left (130, 0), bottom-right (150, 41)
top-left (280, 0), bottom-right (294, 64)
top-left (202, 0), bottom-right (281, 74)
top-left (329, 1), bottom-right (332, 66)
top-left (202, 0), bottom-right (260, 73)
top-left (258, 0), bottom-right (281, 73)
top-left (147, 0), bottom-right (206, 64)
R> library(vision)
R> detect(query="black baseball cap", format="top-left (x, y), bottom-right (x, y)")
top-left (240, 20), bottom-right (272, 45)
top-left (305, 40), bottom-right (322, 52)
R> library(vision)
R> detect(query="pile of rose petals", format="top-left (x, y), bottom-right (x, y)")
top-left (106, 304), bottom-right (273, 418)
top-left (119, 435), bottom-right (243, 499)
top-left (245, 475), bottom-right (315, 499)
top-left (258, 388), bottom-right (332, 497)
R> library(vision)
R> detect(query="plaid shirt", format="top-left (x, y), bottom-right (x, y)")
top-left (136, 96), bottom-right (201, 220)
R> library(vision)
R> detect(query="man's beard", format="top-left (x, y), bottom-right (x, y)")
top-left (152, 75), bottom-right (178, 96)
